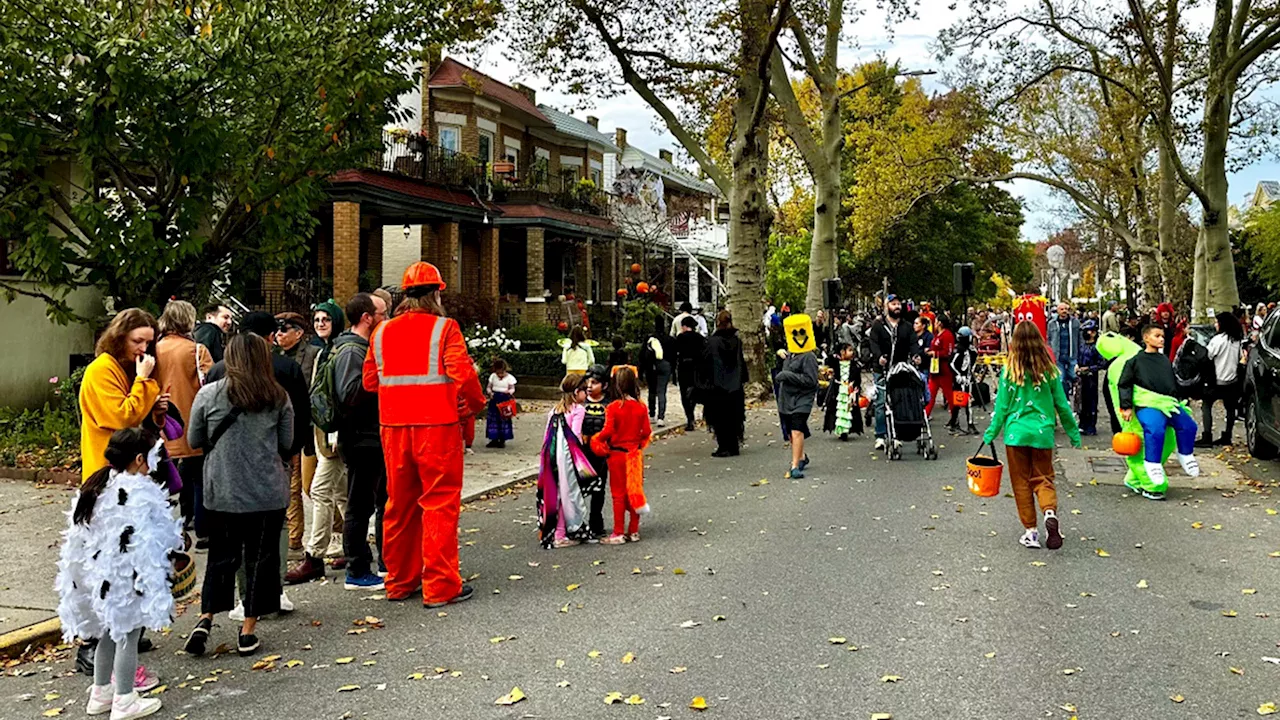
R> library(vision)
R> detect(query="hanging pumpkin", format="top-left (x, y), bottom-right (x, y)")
top-left (636, 281), bottom-right (650, 294)
top-left (617, 288), bottom-right (628, 298)
top-left (1112, 432), bottom-right (1142, 456)
top-left (630, 263), bottom-right (642, 274)
top-left (557, 321), bottom-right (569, 332)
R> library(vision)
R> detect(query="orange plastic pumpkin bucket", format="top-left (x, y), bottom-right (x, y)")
top-left (966, 442), bottom-right (1003, 497)
top-left (952, 391), bottom-right (971, 407)
top-left (1112, 431), bottom-right (1142, 456)
top-left (858, 395), bottom-right (870, 408)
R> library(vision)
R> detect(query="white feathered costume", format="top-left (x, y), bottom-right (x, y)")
top-left (56, 462), bottom-right (182, 644)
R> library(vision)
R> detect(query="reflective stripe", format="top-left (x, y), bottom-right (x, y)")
top-left (376, 316), bottom-right (450, 387)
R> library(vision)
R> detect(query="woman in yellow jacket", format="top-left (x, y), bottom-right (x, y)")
top-left (79, 309), bottom-right (169, 480)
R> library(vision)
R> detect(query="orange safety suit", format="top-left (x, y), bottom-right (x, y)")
top-left (363, 309), bottom-right (486, 603)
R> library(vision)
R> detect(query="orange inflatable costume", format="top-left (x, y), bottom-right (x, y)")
top-left (363, 262), bottom-right (486, 605)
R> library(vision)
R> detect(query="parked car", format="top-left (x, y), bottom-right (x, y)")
top-left (1243, 312), bottom-right (1280, 459)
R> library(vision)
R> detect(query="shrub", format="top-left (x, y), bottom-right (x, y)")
top-left (502, 323), bottom-right (565, 350)
top-left (0, 405), bottom-right (81, 470)
top-left (619, 298), bottom-right (666, 344)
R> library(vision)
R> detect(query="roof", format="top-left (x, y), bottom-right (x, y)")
top-left (327, 169), bottom-right (491, 214)
top-left (494, 203), bottom-right (617, 236)
top-left (618, 146), bottom-right (719, 196)
top-left (537, 105), bottom-right (621, 153)
top-left (1259, 181), bottom-right (1280, 202)
top-left (428, 58), bottom-right (549, 123)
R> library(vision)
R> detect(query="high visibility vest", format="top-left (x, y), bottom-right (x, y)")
top-left (369, 312), bottom-right (460, 426)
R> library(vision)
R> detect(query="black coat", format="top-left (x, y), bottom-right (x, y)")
top-left (673, 331), bottom-right (707, 387)
top-left (703, 328), bottom-right (747, 393)
top-left (869, 317), bottom-right (917, 368)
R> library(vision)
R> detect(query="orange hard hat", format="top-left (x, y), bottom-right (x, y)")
top-left (401, 261), bottom-right (445, 291)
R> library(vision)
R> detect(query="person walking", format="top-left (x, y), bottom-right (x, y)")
top-left (1101, 301), bottom-right (1121, 335)
top-left (639, 316), bottom-right (674, 426)
top-left (333, 293), bottom-right (390, 590)
top-left (982, 321), bottom-right (1082, 551)
top-left (154, 300), bottom-right (215, 545)
top-left (869, 295), bottom-right (916, 450)
top-left (1198, 312), bottom-right (1245, 447)
top-left (704, 311), bottom-right (748, 457)
top-left (579, 366), bottom-right (613, 539)
top-left (925, 314), bottom-right (955, 416)
top-left (1077, 321), bottom-right (1105, 435)
top-left (669, 301), bottom-right (694, 337)
top-left (560, 326), bottom-right (596, 374)
top-left (485, 359), bottom-right (517, 448)
top-left (194, 304), bottom-right (233, 364)
top-left (362, 262), bottom-right (486, 607)
top-left (537, 374), bottom-right (596, 548)
top-left (1046, 302), bottom-right (1082, 397)
top-left (775, 340), bottom-right (819, 479)
top-left (183, 333), bottom-right (294, 657)
top-left (673, 316), bottom-right (706, 430)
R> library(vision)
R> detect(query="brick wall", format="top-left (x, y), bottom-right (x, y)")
top-left (333, 202), bottom-right (360, 304)
top-left (523, 227), bottom-right (546, 326)
top-left (434, 221), bottom-right (461, 290)
top-left (480, 227), bottom-right (500, 299)
top-left (362, 223), bottom-right (383, 290)
top-left (575, 241), bottom-right (593, 301)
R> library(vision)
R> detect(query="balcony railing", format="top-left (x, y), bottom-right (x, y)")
top-left (493, 169), bottom-right (612, 217)
top-left (374, 131), bottom-right (489, 192)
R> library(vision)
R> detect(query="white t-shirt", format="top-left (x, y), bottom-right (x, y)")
top-left (1206, 334), bottom-right (1241, 385)
top-left (488, 373), bottom-right (517, 395)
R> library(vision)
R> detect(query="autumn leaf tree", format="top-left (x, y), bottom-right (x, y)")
top-left (0, 0), bottom-right (496, 320)
top-left (505, 0), bottom-right (792, 383)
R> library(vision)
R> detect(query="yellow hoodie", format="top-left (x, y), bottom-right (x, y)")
top-left (79, 353), bottom-right (160, 480)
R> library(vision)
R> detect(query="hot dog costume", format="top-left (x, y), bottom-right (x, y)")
top-left (1096, 332), bottom-right (1178, 494)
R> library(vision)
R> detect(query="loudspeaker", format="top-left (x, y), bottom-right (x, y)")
top-left (822, 278), bottom-right (843, 309)
top-left (953, 263), bottom-right (975, 295)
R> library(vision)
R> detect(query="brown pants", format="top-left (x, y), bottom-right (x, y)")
top-left (287, 454), bottom-right (304, 549)
top-left (1006, 445), bottom-right (1057, 529)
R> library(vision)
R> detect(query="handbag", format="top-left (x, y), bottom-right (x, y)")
top-left (497, 399), bottom-right (518, 419)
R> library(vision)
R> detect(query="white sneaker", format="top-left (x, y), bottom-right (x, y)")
top-left (1177, 453), bottom-right (1200, 478)
top-left (874, 438), bottom-right (886, 450)
top-left (1019, 528), bottom-right (1041, 549)
top-left (228, 603), bottom-right (245, 622)
top-left (1143, 461), bottom-right (1168, 487)
top-left (110, 691), bottom-right (161, 720)
top-left (86, 684), bottom-right (112, 716)
top-left (656, 418), bottom-right (666, 427)
top-left (465, 447), bottom-right (475, 455)
top-left (325, 538), bottom-right (344, 558)
top-left (279, 592), bottom-right (295, 614)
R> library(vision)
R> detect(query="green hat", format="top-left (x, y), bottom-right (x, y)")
top-left (312, 299), bottom-right (345, 336)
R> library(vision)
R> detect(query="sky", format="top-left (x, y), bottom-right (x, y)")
top-left (444, 0), bottom-right (1279, 243)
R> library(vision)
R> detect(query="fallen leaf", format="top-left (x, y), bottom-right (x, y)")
top-left (557, 680), bottom-right (570, 688)
top-left (508, 575), bottom-right (523, 581)
top-left (335, 657), bottom-right (355, 664)
top-left (871, 715), bottom-right (893, 720)
top-left (1030, 561), bottom-right (1046, 567)
top-left (1171, 694), bottom-right (1185, 703)
top-left (942, 485), bottom-right (954, 491)
top-left (673, 568), bottom-right (686, 575)
top-left (816, 663), bottom-right (830, 669)
top-left (1095, 549), bottom-right (1110, 557)
top-left (713, 615), bottom-right (726, 621)
top-left (604, 691), bottom-right (624, 705)
top-left (501, 544), bottom-right (515, 550)
top-left (556, 659), bottom-right (565, 668)
top-left (42, 710), bottom-right (63, 718)
top-left (494, 687), bottom-right (526, 705)
top-left (690, 696), bottom-right (709, 710)
top-left (1244, 588), bottom-right (1258, 595)
top-left (336, 685), bottom-right (360, 693)
top-left (1231, 667), bottom-right (1245, 675)
top-left (624, 694), bottom-right (645, 705)
top-left (680, 620), bottom-right (702, 629)
top-left (1192, 522), bottom-right (1204, 529)
top-left (588, 650), bottom-right (602, 659)
top-left (1062, 668), bottom-right (1077, 675)
top-left (880, 674), bottom-right (903, 683)
top-left (670, 666), bottom-right (687, 674)
top-left (566, 584), bottom-right (580, 592)
top-left (1259, 702), bottom-right (1278, 715)
top-left (828, 637), bottom-right (847, 645)
top-left (621, 652), bottom-right (635, 664)
top-left (1213, 524), bottom-right (1223, 530)
top-left (1223, 610), bottom-right (1239, 617)
top-left (284, 660), bottom-right (304, 669)
top-left (984, 652), bottom-right (996, 659)
top-left (43, 693), bottom-right (60, 701)
top-left (1137, 579), bottom-right (1149, 589)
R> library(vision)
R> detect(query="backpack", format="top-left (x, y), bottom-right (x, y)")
top-left (310, 342), bottom-right (362, 433)
top-left (1172, 336), bottom-right (1210, 399)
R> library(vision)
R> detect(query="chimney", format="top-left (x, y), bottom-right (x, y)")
top-left (421, 46), bottom-right (443, 131)
top-left (586, 115), bottom-right (599, 128)
top-left (512, 82), bottom-right (537, 105)
top-left (615, 128), bottom-right (627, 150)
top-left (659, 149), bottom-right (673, 163)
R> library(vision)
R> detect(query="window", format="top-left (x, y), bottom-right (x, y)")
top-left (478, 133), bottom-right (493, 164)
top-left (591, 168), bottom-right (602, 187)
top-left (504, 146), bottom-right (519, 173)
top-left (561, 167), bottom-right (578, 187)
top-left (439, 126), bottom-right (461, 153)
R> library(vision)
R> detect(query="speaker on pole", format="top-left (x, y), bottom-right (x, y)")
top-left (953, 263), bottom-right (975, 296)
top-left (822, 278), bottom-right (843, 309)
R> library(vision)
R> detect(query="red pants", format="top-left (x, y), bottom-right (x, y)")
top-left (460, 415), bottom-right (475, 449)
top-left (380, 425), bottom-right (464, 604)
top-left (926, 371), bottom-right (954, 416)
top-left (607, 451), bottom-right (645, 536)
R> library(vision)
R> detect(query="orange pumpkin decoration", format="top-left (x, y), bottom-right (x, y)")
top-left (630, 263), bottom-right (642, 274)
top-left (636, 281), bottom-right (650, 294)
top-left (857, 395), bottom-right (870, 408)
top-left (557, 321), bottom-right (569, 332)
top-left (617, 288), bottom-right (628, 297)
top-left (1112, 431), bottom-right (1142, 456)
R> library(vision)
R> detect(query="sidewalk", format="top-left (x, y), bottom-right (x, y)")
top-left (0, 384), bottom-right (689, 656)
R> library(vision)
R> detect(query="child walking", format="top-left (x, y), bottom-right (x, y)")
top-left (537, 374), bottom-right (598, 548)
top-left (486, 358), bottom-right (517, 448)
top-left (579, 365), bottom-right (612, 540)
top-left (822, 342), bottom-right (863, 441)
top-left (1076, 321), bottom-right (1104, 435)
top-left (948, 327), bottom-right (979, 434)
top-left (1118, 324), bottom-right (1201, 492)
top-left (57, 428), bottom-right (182, 720)
top-left (590, 367), bottom-right (651, 544)
top-left (982, 321), bottom-right (1081, 550)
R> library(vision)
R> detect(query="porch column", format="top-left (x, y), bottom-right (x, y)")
top-left (688, 255), bottom-right (699, 307)
top-left (434, 221), bottom-right (461, 291)
top-left (602, 240), bottom-right (619, 306)
top-left (665, 245), bottom-right (676, 302)
top-left (333, 201), bottom-right (361, 304)
top-left (575, 238), bottom-right (593, 303)
top-left (524, 227), bottom-right (546, 324)
top-left (480, 226), bottom-right (500, 301)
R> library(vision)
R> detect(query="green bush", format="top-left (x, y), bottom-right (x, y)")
top-left (619, 298), bottom-right (666, 344)
top-left (0, 405), bottom-right (80, 469)
top-left (502, 323), bottom-right (565, 350)
top-left (483, 343), bottom-right (643, 380)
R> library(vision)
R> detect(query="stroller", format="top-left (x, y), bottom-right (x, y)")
top-left (884, 362), bottom-right (938, 461)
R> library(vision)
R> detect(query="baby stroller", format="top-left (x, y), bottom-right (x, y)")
top-left (884, 362), bottom-right (938, 461)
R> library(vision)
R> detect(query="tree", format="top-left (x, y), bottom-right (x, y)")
top-left (0, 0), bottom-right (496, 320)
top-left (506, 0), bottom-right (792, 383)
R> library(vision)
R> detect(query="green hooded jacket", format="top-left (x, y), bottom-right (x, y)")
top-left (983, 368), bottom-right (1082, 449)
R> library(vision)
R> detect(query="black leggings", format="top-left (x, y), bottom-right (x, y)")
top-left (201, 509), bottom-right (285, 618)
top-left (1201, 377), bottom-right (1242, 439)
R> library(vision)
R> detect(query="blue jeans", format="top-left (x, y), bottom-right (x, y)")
top-left (1057, 358), bottom-right (1077, 397)
top-left (873, 371), bottom-right (887, 437)
top-left (1136, 407), bottom-right (1197, 463)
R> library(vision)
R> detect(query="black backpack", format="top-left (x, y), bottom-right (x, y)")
top-left (1172, 337), bottom-right (1211, 399)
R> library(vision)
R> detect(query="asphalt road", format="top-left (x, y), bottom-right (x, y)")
top-left (6, 407), bottom-right (1280, 720)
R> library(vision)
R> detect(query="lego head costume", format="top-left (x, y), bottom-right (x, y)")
top-left (1013, 295), bottom-right (1048, 339)
top-left (783, 313), bottom-right (817, 354)
top-left (1096, 332), bottom-right (1178, 494)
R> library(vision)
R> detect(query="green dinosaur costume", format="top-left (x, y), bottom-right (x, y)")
top-left (1096, 332), bottom-right (1182, 494)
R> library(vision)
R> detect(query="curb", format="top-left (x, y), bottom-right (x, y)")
top-left (461, 423), bottom-right (685, 504)
top-left (0, 466), bottom-right (81, 485)
top-left (0, 618), bottom-right (62, 659)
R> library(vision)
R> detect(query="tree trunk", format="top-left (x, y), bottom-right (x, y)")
top-left (1193, 76), bottom-right (1241, 320)
top-left (1157, 144), bottom-right (1177, 301)
top-left (803, 92), bottom-right (842, 314)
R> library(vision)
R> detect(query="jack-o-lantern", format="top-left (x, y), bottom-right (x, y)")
top-left (636, 281), bottom-right (650, 294)
top-left (630, 263), bottom-right (642, 274)
top-left (557, 321), bottom-right (569, 332)
top-left (617, 288), bottom-right (628, 298)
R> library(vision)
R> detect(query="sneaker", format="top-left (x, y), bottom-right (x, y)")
top-left (183, 618), bottom-right (212, 656)
top-left (656, 418), bottom-right (666, 426)
top-left (600, 534), bottom-right (628, 545)
top-left (76, 641), bottom-right (96, 676)
top-left (278, 592), bottom-right (295, 614)
top-left (874, 438), bottom-right (886, 450)
top-left (552, 537), bottom-right (580, 548)
top-left (228, 603), bottom-right (245, 622)
top-left (1123, 476), bottom-right (1142, 494)
top-left (1215, 434), bottom-right (1233, 446)
top-left (465, 447), bottom-right (475, 455)
top-left (1143, 461), bottom-right (1168, 488)
top-left (87, 685), bottom-right (112, 716)
top-left (237, 632), bottom-right (260, 657)
top-left (425, 584), bottom-right (475, 609)
top-left (627, 532), bottom-right (640, 543)
top-left (1043, 510), bottom-right (1062, 550)
top-left (1141, 489), bottom-right (1166, 500)
top-left (324, 538), bottom-right (345, 558)
top-left (386, 585), bottom-right (421, 602)
top-left (194, 537), bottom-right (209, 552)
top-left (1019, 528), bottom-right (1041, 549)
top-left (116, 665), bottom-right (159, 693)
top-left (1177, 453), bottom-right (1200, 478)
top-left (344, 573), bottom-right (386, 591)
top-left (109, 691), bottom-right (161, 720)
top-left (786, 467), bottom-right (805, 479)
top-left (797, 455), bottom-right (810, 471)
top-left (285, 555), bottom-right (326, 585)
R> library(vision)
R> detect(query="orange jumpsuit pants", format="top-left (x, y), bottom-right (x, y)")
top-left (380, 424), bottom-right (464, 604)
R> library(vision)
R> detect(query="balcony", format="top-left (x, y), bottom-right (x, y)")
top-left (373, 131), bottom-right (488, 192)
top-left (493, 170), bottom-right (612, 218)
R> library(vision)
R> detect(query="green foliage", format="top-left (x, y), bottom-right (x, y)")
top-left (0, 366), bottom-right (85, 468)
top-left (619, 298), bottom-right (666, 344)
top-left (765, 230), bottom-right (811, 309)
top-left (0, 0), bottom-right (497, 321)
top-left (1238, 208), bottom-right (1280, 299)
top-left (1234, 226), bottom-right (1276, 303)
top-left (502, 323), bottom-right (566, 349)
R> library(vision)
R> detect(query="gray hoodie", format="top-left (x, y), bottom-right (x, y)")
top-left (188, 380), bottom-right (294, 513)
top-left (775, 352), bottom-right (819, 415)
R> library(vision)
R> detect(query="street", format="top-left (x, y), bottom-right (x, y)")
top-left (5, 406), bottom-right (1280, 719)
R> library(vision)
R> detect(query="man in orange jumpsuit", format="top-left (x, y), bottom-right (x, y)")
top-left (362, 262), bottom-right (486, 607)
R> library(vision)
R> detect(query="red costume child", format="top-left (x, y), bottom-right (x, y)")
top-left (589, 369), bottom-right (651, 544)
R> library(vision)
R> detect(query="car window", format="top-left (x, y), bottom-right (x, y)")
top-left (1265, 314), bottom-right (1280, 350)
